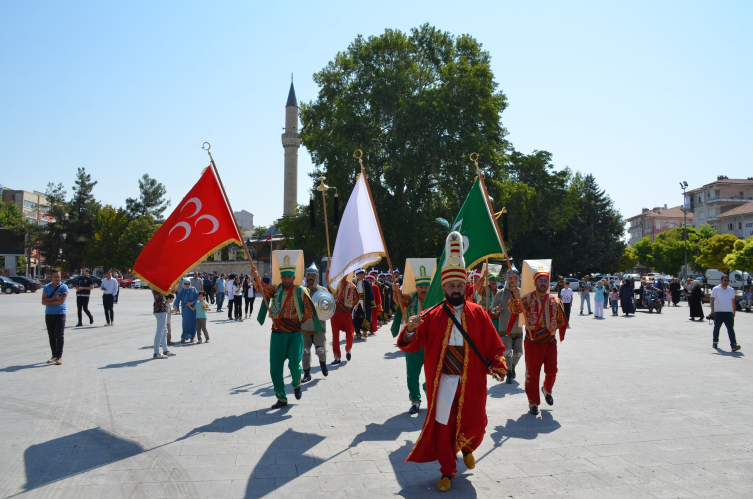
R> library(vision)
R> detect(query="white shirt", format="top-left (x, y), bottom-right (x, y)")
top-left (560, 288), bottom-right (573, 303)
top-left (711, 285), bottom-right (735, 312)
top-left (247, 284), bottom-right (255, 298)
top-left (356, 280), bottom-right (365, 307)
top-left (102, 277), bottom-right (119, 295)
top-left (436, 304), bottom-right (464, 425)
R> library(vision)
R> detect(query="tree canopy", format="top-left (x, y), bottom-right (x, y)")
top-left (696, 234), bottom-right (739, 272)
top-left (125, 174), bottom-right (170, 222)
top-left (724, 236), bottom-right (753, 275)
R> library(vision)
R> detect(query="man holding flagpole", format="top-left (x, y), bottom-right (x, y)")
top-left (254, 251), bottom-right (321, 409)
top-left (329, 272), bottom-right (358, 365)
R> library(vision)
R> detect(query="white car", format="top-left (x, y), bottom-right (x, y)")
top-left (131, 279), bottom-right (143, 289)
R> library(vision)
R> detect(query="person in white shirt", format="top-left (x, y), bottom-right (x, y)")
top-left (560, 281), bottom-right (573, 326)
top-left (710, 274), bottom-right (741, 352)
top-left (101, 270), bottom-right (119, 326)
top-left (226, 276), bottom-right (237, 320)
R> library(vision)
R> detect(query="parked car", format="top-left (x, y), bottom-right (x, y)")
top-left (9, 276), bottom-right (41, 292)
top-left (131, 279), bottom-right (144, 289)
top-left (120, 278), bottom-right (134, 288)
top-left (63, 276), bottom-right (102, 289)
top-left (1, 276), bottom-right (24, 294)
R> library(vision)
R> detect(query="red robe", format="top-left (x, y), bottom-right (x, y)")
top-left (370, 282), bottom-right (382, 332)
top-left (397, 300), bottom-right (507, 463)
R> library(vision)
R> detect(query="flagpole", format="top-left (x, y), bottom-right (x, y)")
top-left (203, 142), bottom-right (273, 320)
top-left (469, 153), bottom-right (515, 278)
top-left (353, 149), bottom-right (408, 321)
top-left (315, 177), bottom-right (336, 278)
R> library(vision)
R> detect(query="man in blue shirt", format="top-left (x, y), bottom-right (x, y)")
top-left (215, 273), bottom-right (226, 312)
top-left (42, 269), bottom-right (69, 365)
top-left (203, 273), bottom-right (215, 305)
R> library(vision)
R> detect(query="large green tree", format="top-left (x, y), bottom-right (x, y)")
top-left (88, 205), bottom-right (130, 270)
top-left (125, 174), bottom-right (171, 222)
top-left (65, 168), bottom-right (100, 272)
top-left (615, 247), bottom-right (638, 272)
top-left (0, 201), bottom-right (23, 227)
top-left (696, 234), bottom-right (738, 272)
top-left (119, 215), bottom-right (159, 269)
top-left (724, 236), bottom-right (753, 274)
top-left (292, 24), bottom-right (509, 267)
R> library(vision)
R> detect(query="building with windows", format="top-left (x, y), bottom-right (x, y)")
top-left (1, 189), bottom-right (52, 226)
top-left (684, 176), bottom-right (753, 234)
top-left (626, 205), bottom-right (692, 247)
top-left (716, 202), bottom-right (753, 239)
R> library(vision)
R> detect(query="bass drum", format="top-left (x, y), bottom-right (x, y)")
top-left (311, 288), bottom-right (336, 321)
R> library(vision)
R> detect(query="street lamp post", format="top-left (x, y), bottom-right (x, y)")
top-left (680, 181), bottom-right (689, 277)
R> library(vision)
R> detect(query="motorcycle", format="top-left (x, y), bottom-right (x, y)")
top-left (644, 289), bottom-right (663, 313)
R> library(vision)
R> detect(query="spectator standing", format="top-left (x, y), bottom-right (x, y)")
top-left (75, 268), bottom-right (94, 327)
top-left (593, 281), bottom-right (606, 319)
top-left (710, 275), bottom-right (741, 351)
top-left (609, 287), bottom-right (619, 316)
top-left (262, 273), bottom-right (271, 285)
top-left (202, 273), bottom-right (214, 305)
top-left (42, 269), bottom-right (68, 365)
top-left (114, 272), bottom-right (121, 303)
top-left (243, 276), bottom-right (256, 319)
top-left (560, 281), bottom-right (573, 326)
top-left (619, 279), bottom-right (634, 316)
top-left (554, 276), bottom-right (564, 298)
top-left (689, 282), bottom-right (704, 320)
top-left (152, 289), bottom-right (176, 359)
top-left (579, 275), bottom-right (593, 315)
top-left (233, 276), bottom-right (243, 321)
top-left (215, 273), bottom-right (226, 312)
top-left (190, 272), bottom-right (203, 297)
top-left (226, 275), bottom-right (237, 319)
top-left (195, 291), bottom-right (211, 343)
top-left (101, 270), bottom-right (119, 326)
top-left (684, 278), bottom-right (693, 302)
top-left (174, 280), bottom-right (199, 343)
top-left (740, 285), bottom-right (753, 312)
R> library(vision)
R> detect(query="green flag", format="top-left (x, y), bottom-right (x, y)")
top-left (423, 176), bottom-right (506, 309)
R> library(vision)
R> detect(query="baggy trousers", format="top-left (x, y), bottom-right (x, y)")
top-left (302, 331), bottom-right (327, 370)
top-left (330, 311), bottom-right (354, 359)
top-left (501, 335), bottom-right (523, 368)
top-left (435, 386), bottom-right (473, 478)
top-left (406, 348), bottom-right (425, 403)
top-left (524, 338), bottom-right (558, 407)
top-left (270, 330), bottom-right (303, 402)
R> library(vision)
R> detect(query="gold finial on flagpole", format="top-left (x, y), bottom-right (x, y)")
top-left (469, 152), bottom-right (481, 176)
top-left (354, 149), bottom-right (364, 172)
top-left (316, 177), bottom-right (338, 275)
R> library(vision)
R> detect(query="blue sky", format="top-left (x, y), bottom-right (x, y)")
top-left (1, 1), bottom-right (751, 234)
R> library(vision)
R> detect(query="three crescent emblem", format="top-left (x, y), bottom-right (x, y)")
top-left (170, 198), bottom-right (219, 241)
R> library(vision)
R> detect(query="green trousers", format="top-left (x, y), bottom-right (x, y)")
top-left (406, 347), bottom-right (426, 403)
top-left (270, 331), bottom-right (303, 402)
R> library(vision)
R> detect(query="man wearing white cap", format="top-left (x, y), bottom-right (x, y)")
top-left (301, 262), bottom-right (329, 383)
top-left (508, 260), bottom-right (567, 415)
top-left (398, 232), bottom-right (507, 491)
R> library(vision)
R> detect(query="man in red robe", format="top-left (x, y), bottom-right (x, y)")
top-left (397, 232), bottom-right (507, 492)
top-left (328, 272), bottom-right (358, 365)
top-left (366, 271), bottom-right (382, 335)
top-left (507, 259), bottom-right (567, 416)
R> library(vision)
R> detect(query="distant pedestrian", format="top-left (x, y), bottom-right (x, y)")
top-left (243, 276), bottom-right (256, 319)
top-left (554, 275), bottom-right (564, 298)
top-left (215, 273), bottom-right (226, 312)
top-left (233, 276), bottom-right (243, 321)
top-left (114, 272), bottom-right (121, 303)
top-left (195, 291), bottom-right (211, 343)
top-left (262, 273), bottom-right (270, 285)
top-left (619, 279), bottom-right (634, 316)
top-left (579, 276), bottom-right (593, 315)
top-left (174, 280), bottom-right (198, 343)
top-left (560, 281), bottom-right (573, 326)
top-left (152, 288), bottom-right (176, 359)
top-left (609, 287), bottom-right (619, 316)
top-left (203, 273), bottom-right (214, 305)
top-left (75, 268), bottom-right (94, 327)
top-left (42, 269), bottom-right (68, 365)
top-left (684, 278), bottom-right (693, 302)
top-left (227, 276), bottom-right (237, 319)
top-left (101, 270), bottom-right (118, 326)
top-left (190, 272), bottom-right (203, 297)
top-left (689, 281), bottom-right (704, 321)
top-left (593, 280), bottom-right (606, 319)
top-left (669, 278), bottom-right (681, 306)
top-left (710, 275), bottom-right (741, 351)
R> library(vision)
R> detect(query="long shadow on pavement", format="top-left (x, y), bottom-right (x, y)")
top-left (98, 359), bottom-right (152, 369)
top-left (0, 363), bottom-right (49, 373)
top-left (21, 428), bottom-right (143, 493)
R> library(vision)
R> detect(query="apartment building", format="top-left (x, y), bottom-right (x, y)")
top-left (626, 205), bottom-right (692, 247)
top-left (716, 202), bottom-right (753, 239)
top-left (1, 189), bottom-right (52, 225)
top-left (684, 176), bottom-right (753, 233)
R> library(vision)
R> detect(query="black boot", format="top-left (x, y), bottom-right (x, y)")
top-left (320, 361), bottom-right (328, 377)
top-left (409, 402), bottom-right (420, 415)
top-left (346, 351), bottom-right (352, 361)
top-left (529, 405), bottom-right (539, 415)
top-left (294, 386), bottom-right (302, 400)
top-left (302, 369), bottom-right (312, 383)
top-left (271, 400), bottom-right (287, 409)
top-left (331, 358), bottom-right (342, 365)
top-left (510, 364), bottom-right (516, 379)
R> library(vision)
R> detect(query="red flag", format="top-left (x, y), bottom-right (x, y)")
top-left (264, 233), bottom-right (272, 245)
top-left (133, 166), bottom-right (241, 294)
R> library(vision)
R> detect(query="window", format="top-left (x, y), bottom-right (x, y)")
top-left (645, 221), bottom-right (652, 231)
top-left (739, 222), bottom-right (743, 230)
top-left (23, 200), bottom-right (37, 210)
top-left (700, 212), bottom-right (705, 220)
top-left (727, 223), bottom-right (734, 231)
top-left (698, 195), bottom-right (703, 203)
top-left (668, 221), bottom-right (677, 229)
top-left (656, 220), bottom-right (663, 229)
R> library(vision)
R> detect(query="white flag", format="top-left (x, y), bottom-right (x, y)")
top-left (328, 173), bottom-right (385, 287)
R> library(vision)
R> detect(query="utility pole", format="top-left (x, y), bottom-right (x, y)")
top-left (680, 181), bottom-right (689, 277)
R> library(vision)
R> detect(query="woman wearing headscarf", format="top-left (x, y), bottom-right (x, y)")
top-left (243, 276), bottom-right (256, 319)
top-left (174, 280), bottom-right (199, 342)
top-left (619, 279), bottom-right (634, 316)
top-left (233, 276), bottom-right (243, 321)
top-left (689, 281), bottom-right (705, 321)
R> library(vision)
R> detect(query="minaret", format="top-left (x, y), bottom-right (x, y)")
top-left (281, 78), bottom-right (300, 217)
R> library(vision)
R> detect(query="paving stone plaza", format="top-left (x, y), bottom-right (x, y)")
top-left (1, 288), bottom-right (752, 498)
